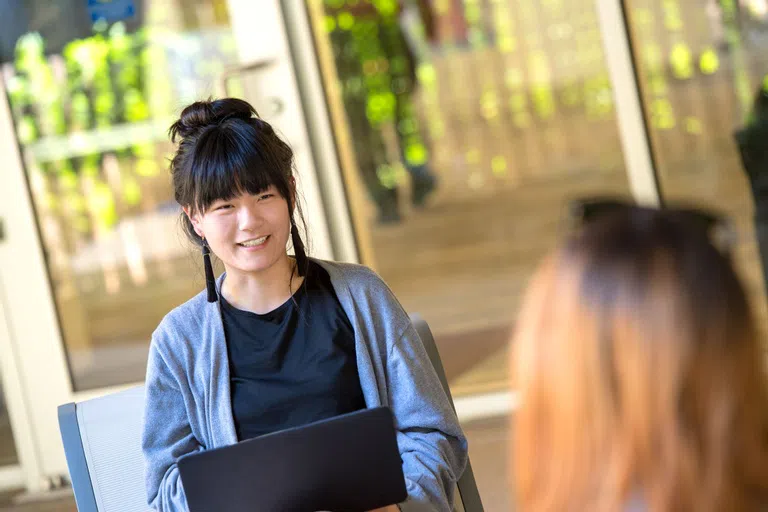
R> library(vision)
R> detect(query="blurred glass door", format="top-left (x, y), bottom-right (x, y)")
top-left (623, 0), bottom-right (768, 335)
top-left (0, 0), bottom-right (336, 481)
top-left (307, 0), bottom-right (634, 397)
top-left (1, 0), bottom-right (244, 393)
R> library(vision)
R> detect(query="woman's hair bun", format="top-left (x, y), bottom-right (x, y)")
top-left (169, 98), bottom-right (257, 142)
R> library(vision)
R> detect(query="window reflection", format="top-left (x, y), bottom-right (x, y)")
top-left (626, 0), bottom-right (768, 335)
top-left (2, 1), bottom-right (235, 390)
top-left (316, 0), bottom-right (630, 395)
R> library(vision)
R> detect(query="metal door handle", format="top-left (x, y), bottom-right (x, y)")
top-left (217, 59), bottom-right (285, 118)
top-left (218, 58), bottom-right (275, 97)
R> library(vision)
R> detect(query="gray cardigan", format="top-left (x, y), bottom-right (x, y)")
top-left (142, 259), bottom-right (468, 511)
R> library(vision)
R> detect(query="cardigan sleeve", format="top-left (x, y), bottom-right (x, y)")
top-left (142, 336), bottom-right (203, 511)
top-left (386, 319), bottom-right (468, 512)
top-left (344, 267), bottom-right (468, 511)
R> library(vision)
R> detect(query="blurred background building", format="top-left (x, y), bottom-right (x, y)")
top-left (0, 0), bottom-right (767, 509)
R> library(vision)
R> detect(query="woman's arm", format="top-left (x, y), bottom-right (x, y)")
top-left (142, 339), bottom-right (203, 511)
top-left (385, 320), bottom-right (468, 511)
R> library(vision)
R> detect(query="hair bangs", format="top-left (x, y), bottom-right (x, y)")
top-left (190, 123), bottom-right (287, 213)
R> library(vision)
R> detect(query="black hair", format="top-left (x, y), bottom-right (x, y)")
top-left (169, 97), bottom-right (308, 277)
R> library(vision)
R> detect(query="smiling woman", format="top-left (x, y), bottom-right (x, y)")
top-left (169, 98), bottom-right (308, 310)
top-left (141, 97), bottom-right (468, 512)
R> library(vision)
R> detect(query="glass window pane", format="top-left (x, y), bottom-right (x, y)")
top-left (312, 0), bottom-right (632, 396)
top-left (1, 0), bottom-right (236, 390)
top-left (625, 0), bottom-right (768, 334)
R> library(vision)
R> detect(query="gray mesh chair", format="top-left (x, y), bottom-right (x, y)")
top-left (58, 316), bottom-right (484, 512)
top-left (58, 385), bottom-right (149, 511)
top-left (411, 314), bottom-right (485, 512)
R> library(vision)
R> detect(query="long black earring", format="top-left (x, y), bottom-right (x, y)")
top-left (202, 239), bottom-right (218, 302)
top-left (290, 221), bottom-right (308, 277)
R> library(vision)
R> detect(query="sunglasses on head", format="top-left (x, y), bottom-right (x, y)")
top-left (566, 197), bottom-right (737, 253)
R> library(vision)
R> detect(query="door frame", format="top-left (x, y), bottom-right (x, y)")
top-left (597, 0), bottom-right (661, 206)
top-left (0, 80), bottom-right (60, 493)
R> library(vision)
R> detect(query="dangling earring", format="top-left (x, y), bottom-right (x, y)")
top-left (290, 220), bottom-right (308, 277)
top-left (202, 238), bottom-right (218, 302)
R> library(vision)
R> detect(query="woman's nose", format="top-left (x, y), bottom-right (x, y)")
top-left (237, 205), bottom-right (263, 231)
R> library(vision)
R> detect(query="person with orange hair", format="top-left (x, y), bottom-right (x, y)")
top-left (511, 200), bottom-right (768, 511)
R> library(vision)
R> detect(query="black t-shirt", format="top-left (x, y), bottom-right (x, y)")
top-left (221, 260), bottom-right (366, 441)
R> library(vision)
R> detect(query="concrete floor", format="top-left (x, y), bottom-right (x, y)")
top-left (0, 491), bottom-right (75, 512)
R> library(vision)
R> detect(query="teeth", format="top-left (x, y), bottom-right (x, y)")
top-left (239, 236), bottom-right (268, 247)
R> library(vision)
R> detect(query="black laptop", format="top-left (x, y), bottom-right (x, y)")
top-left (177, 406), bottom-right (407, 512)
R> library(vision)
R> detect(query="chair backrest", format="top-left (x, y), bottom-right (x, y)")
top-left (411, 314), bottom-right (485, 512)
top-left (58, 316), bottom-right (484, 512)
top-left (58, 385), bottom-right (149, 512)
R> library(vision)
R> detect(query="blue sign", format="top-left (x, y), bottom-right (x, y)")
top-left (87, 0), bottom-right (136, 23)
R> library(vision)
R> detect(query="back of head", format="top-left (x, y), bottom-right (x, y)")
top-left (512, 206), bottom-right (768, 512)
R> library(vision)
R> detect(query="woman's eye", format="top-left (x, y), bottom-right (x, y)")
top-left (215, 204), bottom-right (232, 211)
top-left (259, 193), bottom-right (274, 200)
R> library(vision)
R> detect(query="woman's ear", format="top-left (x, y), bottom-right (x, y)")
top-left (183, 206), bottom-right (205, 238)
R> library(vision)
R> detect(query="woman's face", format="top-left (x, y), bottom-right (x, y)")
top-left (186, 185), bottom-right (292, 277)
